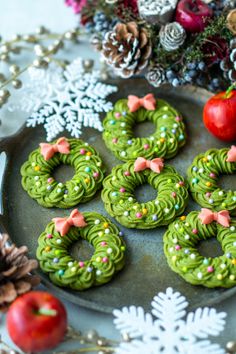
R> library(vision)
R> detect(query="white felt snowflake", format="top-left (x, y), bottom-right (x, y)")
top-left (8, 64), bottom-right (63, 113)
top-left (15, 58), bottom-right (118, 141)
top-left (113, 287), bottom-right (227, 354)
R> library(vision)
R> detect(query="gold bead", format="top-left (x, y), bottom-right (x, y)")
top-left (36, 25), bottom-right (48, 35)
top-left (1, 44), bottom-right (10, 53)
top-left (64, 31), bottom-right (74, 40)
top-left (9, 64), bottom-right (20, 75)
top-left (23, 34), bottom-right (37, 43)
top-left (0, 53), bottom-right (9, 62)
top-left (12, 79), bottom-right (22, 89)
top-left (0, 73), bottom-right (6, 82)
top-left (226, 341), bottom-right (236, 352)
top-left (82, 59), bottom-right (94, 70)
top-left (11, 34), bottom-right (21, 41)
top-left (0, 89), bottom-right (10, 98)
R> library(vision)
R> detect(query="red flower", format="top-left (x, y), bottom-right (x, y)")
top-left (65, 0), bottom-right (87, 14)
top-left (115, 0), bottom-right (139, 18)
top-left (201, 36), bottom-right (229, 66)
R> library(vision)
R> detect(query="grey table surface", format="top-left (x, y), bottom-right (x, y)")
top-left (0, 1), bottom-right (235, 352)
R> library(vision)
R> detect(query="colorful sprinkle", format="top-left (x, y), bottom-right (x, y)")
top-left (79, 261), bottom-right (84, 268)
top-left (120, 187), bottom-right (126, 193)
top-left (96, 270), bottom-right (102, 276)
top-left (209, 199), bottom-right (214, 204)
top-left (192, 166), bottom-right (198, 172)
top-left (105, 228), bottom-right (110, 234)
top-left (172, 192), bottom-right (177, 198)
top-left (144, 144), bottom-right (150, 150)
top-left (115, 112), bottom-right (121, 118)
top-left (206, 192), bottom-right (211, 198)
top-left (80, 149), bottom-right (86, 155)
top-left (210, 173), bottom-right (216, 178)
top-left (34, 166), bottom-right (40, 171)
top-left (87, 267), bottom-right (93, 272)
top-left (190, 253), bottom-right (196, 259)
top-left (124, 211), bottom-right (129, 216)
top-left (85, 178), bottom-right (90, 184)
top-left (112, 138), bottom-right (118, 144)
top-left (203, 258), bottom-right (209, 265)
top-left (206, 182), bottom-right (212, 187)
top-left (175, 116), bottom-right (181, 122)
top-left (45, 246), bottom-right (51, 252)
top-left (217, 274), bottom-right (223, 280)
top-left (136, 212), bottom-right (143, 219)
top-left (232, 259), bottom-right (236, 265)
top-left (102, 257), bottom-right (108, 263)
top-left (152, 214), bottom-right (158, 221)
top-left (86, 151), bottom-right (92, 156)
top-left (197, 272), bottom-right (203, 279)
top-left (192, 178), bottom-right (199, 184)
top-left (226, 252), bottom-right (232, 258)
top-left (207, 266), bottom-right (214, 273)
top-left (230, 226), bottom-right (235, 232)
top-left (120, 151), bottom-right (126, 157)
top-left (107, 248), bottom-right (113, 254)
top-left (119, 231), bottom-right (124, 236)
top-left (94, 219), bottom-right (100, 225)
top-left (58, 270), bottom-right (64, 276)
top-left (179, 181), bottom-right (184, 186)
top-left (175, 245), bottom-right (181, 251)
top-left (110, 120), bottom-right (116, 125)
top-left (175, 204), bottom-right (180, 210)
top-left (230, 275), bottom-right (235, 281)
top-left (46, 234), bottom-right (53, 239)
top-left (85, 167), bottom-right (91, 172)
top-left (142, 208), bottom-right (148, 215)
top-left (93, 172), bottom-right (99, 179)
top-left (124, 171), bottom-right (130, 176)
top-left (192, 229), bottom-right (198, 234)
top-left (112, 192), bottom-right (118, 197)
top-left (53, 258), bottom-right (59, 263)
top-left (68, 262), bottom-right (73, 267)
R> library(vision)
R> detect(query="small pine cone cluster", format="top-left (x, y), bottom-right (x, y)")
top-left (160, 22), bottom-right (186, 52)
top-left (102, 22), bottom-right (152, 78)
top-left (0, 233), bottom-right (40, 311)
top-left (145, 63), bottom-right (166, 87)
top-left (220, 38), bottom-right (236, 82)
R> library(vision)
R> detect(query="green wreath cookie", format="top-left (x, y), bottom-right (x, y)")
top-left (102, 93), bottom-right (186, 161)
top-left (21, 137), bottom-right (105, 208)
top-left (36, 209), bottom-right (126, 290)
top-left (101, 157), bottom-right (189, 229)
top-left (164, 209), bottom-right (236, 288)
top-left (187, 146), bottom-right (236, 214)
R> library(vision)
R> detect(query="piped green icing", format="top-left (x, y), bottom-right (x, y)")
top-left (187, 148), bottom-right (236, 214)
top-left (164, 211), bottom-right (236, 288)
top-left (21, 139), bottom-right (105, 208)
top-left (101, 161), bottom-right (189, 229)
top-left (36, 212), bottom-right (126, 290)
top-left (102, 98), bottom-right (186, 161)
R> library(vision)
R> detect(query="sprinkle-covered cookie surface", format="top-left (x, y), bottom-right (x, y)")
top-left (37, 210), bottom-right (126, 290)
top-left (164, 210), bottom-right (236, 288)
top-left (102, 157), bottom-right (189, 229)
top-left (102, 94), bottom-right (186, 161)
top-left (21, 138), bottom-right (105, 208)
top-left (187, 146), bottom-right (236, 215)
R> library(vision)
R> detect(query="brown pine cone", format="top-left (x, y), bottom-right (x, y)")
top-left (0, 233), bottom-right (40, 311)
top-left (102, 22), bottom-right (152, 78)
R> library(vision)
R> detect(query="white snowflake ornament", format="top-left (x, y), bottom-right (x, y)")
top-left (8, 64), bottom-right (63, 113)
top-left (113, 287), bottom-right (226, 354)
top-left (20, 58), bottom-right (118, 141)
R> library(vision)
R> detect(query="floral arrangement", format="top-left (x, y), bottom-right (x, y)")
top-left (65, 0), bottom-right (236, 91)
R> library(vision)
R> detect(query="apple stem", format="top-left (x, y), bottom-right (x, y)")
top-left (37, 307), bottom-right (57, 316)
top-left (225, 82), bottom-right (236, 98)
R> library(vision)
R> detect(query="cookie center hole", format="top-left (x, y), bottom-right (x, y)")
top-left (134, 184), bottom-right (157, 203)
top-left (52, 164), bottom-right (75, 184)
top-left (218, 174), bottom-right (236, 192)
top-left (70, 239), bottom-right (94, 262)
top-left (197, 238), bottom-right (224, 258)
top-left (133, 121), bottom-right (156, 138)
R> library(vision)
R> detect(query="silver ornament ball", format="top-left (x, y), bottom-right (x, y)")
top-left (226, 341), bottom-right (236, 353)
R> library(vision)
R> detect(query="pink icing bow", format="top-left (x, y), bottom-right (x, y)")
top-left (226, 145), bottom-right (236, 162)
top-left (134, 157), bottom-right (164, 174)
top-left (53, 209), bottom-right (87, 236)
top-left (127, 93), bottom-right (156, 113)
top-left (198, 208), bottom-right (230, 227)
top-left (40, 137), bottom-right (70, 161)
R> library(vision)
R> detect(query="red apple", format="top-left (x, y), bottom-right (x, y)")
top-left (203, 86), bottom-right (236, 142)
top-left (7, 291), bottom-right (67, 353)
top-left (175, 0), bottom-right (213, 33)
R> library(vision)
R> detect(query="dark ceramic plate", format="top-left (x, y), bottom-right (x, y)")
top-left (1, 79), bottom-right (236, 313)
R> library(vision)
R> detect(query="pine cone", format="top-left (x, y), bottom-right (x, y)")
top-left (0, 234), bottom-right (40, 311)
top-left (138, 0), bottom-right (178, 25)
top-left (160, 22), bottom-right (186, 52)
top-left (145, 63), bottom-right (166, 87)
top-left (220, 38), bottom-right (236, 82)
top-left (102, 22), bottom-right (152, 78)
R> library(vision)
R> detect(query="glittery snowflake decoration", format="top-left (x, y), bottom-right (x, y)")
top-left (8, 65), bottom-right (64, 113)
top-left (17, 58), bottom-right (118, 141)
top-left (113, 287), bottom-right (227, 354)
